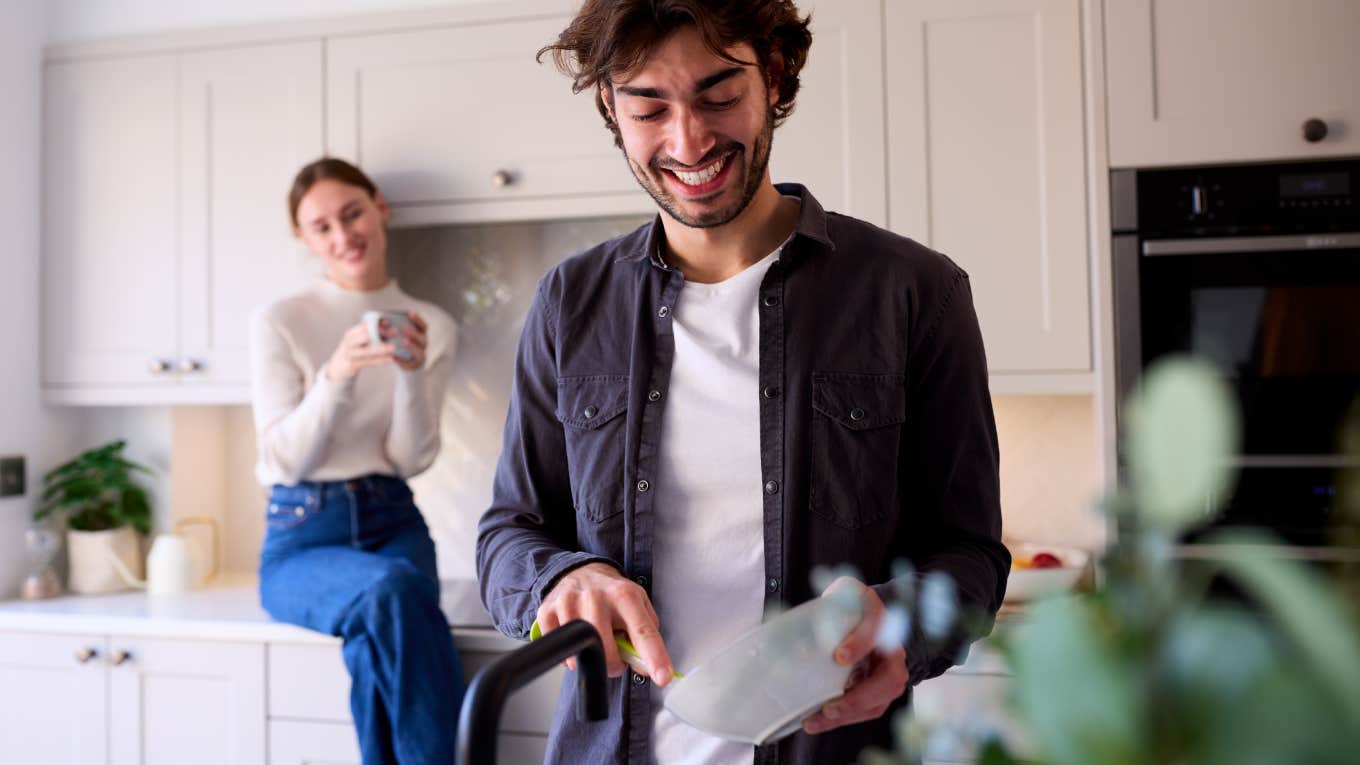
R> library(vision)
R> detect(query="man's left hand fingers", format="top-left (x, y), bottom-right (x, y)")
top-left (826, 578), bottom-right (883, 665)
top-left (803, 647), bottom-right (908, 734)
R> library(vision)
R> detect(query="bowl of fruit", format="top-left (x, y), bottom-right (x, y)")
top-left (1004, 542), bottom-right (1090, 602)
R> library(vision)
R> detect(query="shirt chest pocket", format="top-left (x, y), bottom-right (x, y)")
top-left (556, 375), bottom-right (629, 522)
top-left (810, 372), bottom-right (907, 530)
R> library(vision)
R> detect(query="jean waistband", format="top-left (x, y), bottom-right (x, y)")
top-left (270, 474), bottom-right (409, 504)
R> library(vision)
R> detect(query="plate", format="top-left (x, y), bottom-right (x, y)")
top-left (661, 595), bottom-right (861, 745)
top-left (1005, 543), bottom-right (1090, 602)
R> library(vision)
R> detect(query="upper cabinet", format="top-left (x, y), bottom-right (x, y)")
top-left (1105, 0), bottom-right (1360, 167)
top-left (769, 0), bottom-right (886, 227)
top-left (44, 42), bottom-right (323, 404)
top-left (326, 15), bottom-right (651, 225)
top-left (886, 0), bottom-right (1092, 377)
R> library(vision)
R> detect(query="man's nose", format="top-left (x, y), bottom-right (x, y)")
top-left (667, 108), bottom-right (717, 167)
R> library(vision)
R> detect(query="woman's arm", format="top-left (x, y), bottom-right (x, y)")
top-left (385, 311), bottom-right (457, 477)
top-left (249, 310), bottom-right (354, 485)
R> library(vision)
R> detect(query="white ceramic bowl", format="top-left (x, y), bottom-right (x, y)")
top-left (1004, 543), bottom-right (1090, 602)
top-left (661, 595), bottom-right (861, 745)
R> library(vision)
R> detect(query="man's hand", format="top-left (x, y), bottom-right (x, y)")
top-left (803, 577), bottom-right (910, 735)
top-left (535, 562), bottom-right (675, 686)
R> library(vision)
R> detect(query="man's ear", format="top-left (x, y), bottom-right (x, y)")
top-left (765, 49), bottom-right (785, 107)
top-left (375, 191), bottom-right (391, 225)
top-left (600, 81), bottom-right (617, 124)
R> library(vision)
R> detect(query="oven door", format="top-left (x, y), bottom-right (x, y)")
top-left (1134, 233), bottom-right (1360, 457)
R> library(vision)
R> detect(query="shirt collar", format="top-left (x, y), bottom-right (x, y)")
top-left (616, 183), bottom-right (836, 267)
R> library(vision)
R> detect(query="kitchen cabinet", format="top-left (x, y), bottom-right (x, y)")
top-left (0, 632), bottom-right (264, 765)
top-left (0, 633), bottom-right (108, 765)
top-left (1105, 0), bottom-right (1360, 167)
top-left (43, 41), bottom-right (324, 405)
top-left (886, 0), bottom-right (1092, 379)
top-left (325, 0), bottom-right (886, 228)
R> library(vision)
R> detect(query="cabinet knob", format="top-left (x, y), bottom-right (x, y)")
top-left (110, 649), bottom-right (133, 666)
top-left (74, 646), bottom-right (99, 664)
top-left (178, 358), bottom-right (204, 374)
top-left (147, 359), bottom-right (173, 375)
top-left (491, 169), bottom-right (514, 188)
top-left (1303, 118), bottom-right (1329, 143)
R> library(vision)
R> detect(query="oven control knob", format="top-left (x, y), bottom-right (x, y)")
top-left (1303, 118), bottom-right (1328, 143)
top-left (1189, 184), bottom-right (1208, 218)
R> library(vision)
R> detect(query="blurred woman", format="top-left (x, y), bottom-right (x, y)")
top-left (250, 157), bottom-right (462, 765)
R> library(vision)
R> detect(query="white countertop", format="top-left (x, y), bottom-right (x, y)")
top-left (0, 573), bottom-right (520, 652)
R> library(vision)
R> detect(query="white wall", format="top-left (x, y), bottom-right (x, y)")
top-left (45, 0), bottom-right (494, 43)
top-left (0, 0), bottom-right (79, 598)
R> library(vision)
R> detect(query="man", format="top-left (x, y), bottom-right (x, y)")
top-left (476, 1), bottom-right (1009, 763)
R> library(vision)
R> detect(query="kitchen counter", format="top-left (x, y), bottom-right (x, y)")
top-left (0, 573), bottom-right (518, 651)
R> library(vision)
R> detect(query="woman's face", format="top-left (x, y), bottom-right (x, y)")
top-left (294, 178), bottom-right (391, 290)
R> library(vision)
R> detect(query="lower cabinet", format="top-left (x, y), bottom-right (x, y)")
top-left (0, 632), bottom-right (265, 765)
top-left (912, 639), bottom-right (1031, 765)
top-left (266, 641), bottom-right (562, 764)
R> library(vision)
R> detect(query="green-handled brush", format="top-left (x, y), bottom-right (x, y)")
top-left (530, 619), bottom-right (685, 681)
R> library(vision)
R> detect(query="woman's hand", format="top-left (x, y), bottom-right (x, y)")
top-left (324, 322), bottom-right (396, 382)
top-left (391, 311), bottom-right (428, 371)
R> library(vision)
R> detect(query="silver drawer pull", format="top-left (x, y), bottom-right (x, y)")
top-left (75, 646), bottom-right (99, 664)
top-left (110, 649), bottom-right (133, 666)
top-left (147, 358), bottom-right (173, 375)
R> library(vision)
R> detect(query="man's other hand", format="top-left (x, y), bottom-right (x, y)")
top-left (536, 562), bottom-right (675, 686)
top-left (803, 577), bottom-right (909, 734)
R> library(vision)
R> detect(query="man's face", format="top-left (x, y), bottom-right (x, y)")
top-left (607, 26), bottom-right (779, 229)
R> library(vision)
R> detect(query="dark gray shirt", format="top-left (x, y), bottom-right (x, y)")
top-left (476, 185), bottom-right (1009, 765)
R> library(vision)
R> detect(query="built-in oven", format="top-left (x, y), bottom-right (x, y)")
top-left (1112, 158), bottom-right (1360, 551)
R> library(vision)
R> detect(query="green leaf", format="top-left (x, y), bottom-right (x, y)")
top-left (1209, 530), bottom-right (1360, 722)
top-left (977, 738), bottom-right (1029, 765)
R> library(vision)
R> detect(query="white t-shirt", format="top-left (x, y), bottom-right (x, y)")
top-left (650, 247), bottom-right (784, 765)
top-left (249, 278), bottom-right (457, 487)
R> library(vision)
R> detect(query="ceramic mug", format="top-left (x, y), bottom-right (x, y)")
top-left (362, 310), bottom-right (413, 360)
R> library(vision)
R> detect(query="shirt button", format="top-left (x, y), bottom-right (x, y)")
top-left (637, 479), bottom-right (651, 493)
top-left (766, 577), bottom-right (780, 593)
top-left (658, 306), bottom-right (670, 318)
top-left (849, 407), bottom-right (866, 422)
top-left (583, 405), bottom-right (599, 419)
top-left (648, 390), bottom-right (662, 402)
top-left (762, 386), bottom-right (779, 399)
top-left (762, 295), bottom-right (780, 307)
top-left (632, 671), bottom-right (648, 686)
top-left (634, 575), bottom-right (649, 588)
top-left (764, 480), bottom-right (780, 495)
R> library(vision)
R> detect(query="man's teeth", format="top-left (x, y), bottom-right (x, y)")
top-left (674, 157), bottom-right (726, 186)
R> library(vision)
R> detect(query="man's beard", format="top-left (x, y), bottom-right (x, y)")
top-left (625, 108), bottom-right (775, 229)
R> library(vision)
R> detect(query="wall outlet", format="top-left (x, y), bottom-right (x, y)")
top-left (0, 456), bottom-right (25, 497)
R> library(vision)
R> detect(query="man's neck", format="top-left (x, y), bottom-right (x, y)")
top-left (658, 182), bottom-right (800, 284)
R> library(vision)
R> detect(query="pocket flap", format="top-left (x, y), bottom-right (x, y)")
top-left (556, 375), bottom-right (629, 430)
top-left (812, 373), bottom-right (906, 431)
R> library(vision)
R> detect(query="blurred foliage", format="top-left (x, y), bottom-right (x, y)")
top-left (35, 440), bottom-right (153, 534)
top-left (862, 356), bottom-right (1360, 765)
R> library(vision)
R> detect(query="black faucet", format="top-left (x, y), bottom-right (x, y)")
top-left (456, 619), bottom-right (608, 765)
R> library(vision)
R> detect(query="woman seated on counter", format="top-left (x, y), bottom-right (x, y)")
top-left (249, 157), bottom-right (463, 764)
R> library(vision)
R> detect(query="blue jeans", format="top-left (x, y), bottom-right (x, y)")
top-left (259, 475), bottom-right (464, 765)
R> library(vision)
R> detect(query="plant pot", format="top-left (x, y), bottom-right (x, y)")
top-left (67, 526), bottom-right (142, 595)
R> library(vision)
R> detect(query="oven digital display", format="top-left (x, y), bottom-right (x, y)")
top-left (1279, 172), bottom-right (1350, 198)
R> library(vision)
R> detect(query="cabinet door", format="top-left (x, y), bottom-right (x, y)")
top-left (887, 0), bottom-right (1090, 374)
top-left (108, 637), bottom-right (265, 765)
top-left (1105, 0), bottom-right (1360, 167)
top-left (179, 41), bottom-right (325, 389)
top-left (327, 15), bottom-right (650, 224)
top-left (269, 720), bottom-right (361, 765)
top-left (769, 0), bottom-right (887, 227)
top-left (43, 54), bottom-right (181, 388)
top-left (0, 633), bottom-right (108, 765)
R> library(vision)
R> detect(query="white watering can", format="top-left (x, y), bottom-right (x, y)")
top-left (109, 516), bottom-right (219, 595)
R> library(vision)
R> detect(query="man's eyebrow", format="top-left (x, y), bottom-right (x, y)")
top-left (614, 66), bottom-right (746, 100)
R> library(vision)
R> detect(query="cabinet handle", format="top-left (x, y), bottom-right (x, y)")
top-left (491, 169), bottom-right (514, 188)
top-left (1303, 118), bottom-right (1329, 143)
top-left (178, 358), bottom-right (204, 374)
top-left (147, 359), bottom-right (173, 375)
top-left (110, 649), bottom-right (133, 666)
top-left (74, 646), bottom-right (100, 664)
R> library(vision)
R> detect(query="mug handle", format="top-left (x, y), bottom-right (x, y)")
top-left (173, 516), bottom-right (220, 583)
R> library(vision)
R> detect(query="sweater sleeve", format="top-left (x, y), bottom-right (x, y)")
top-left (385, 312), bottom-right (457, 477)
top-left (249, 310), bottom-right (355, 486)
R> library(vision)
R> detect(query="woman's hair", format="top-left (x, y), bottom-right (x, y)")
top-left (287, 157), bottom-right (379, 228)
top-left (537, 0), bottom-right (813, 148)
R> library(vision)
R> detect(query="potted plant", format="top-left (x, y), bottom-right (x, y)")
top-left (35, 440), bottom-right (153, 595)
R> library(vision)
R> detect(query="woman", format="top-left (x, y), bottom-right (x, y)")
top-left (250, 157), bottom-right (463, 765)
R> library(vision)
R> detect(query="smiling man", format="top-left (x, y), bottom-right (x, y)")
top-left (475, 2), bottom-right (1009, 764)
